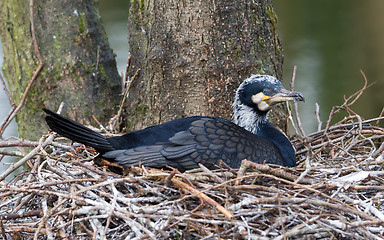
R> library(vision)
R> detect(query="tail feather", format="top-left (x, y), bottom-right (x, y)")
top-left (43, 109), bottom-right (115, 152)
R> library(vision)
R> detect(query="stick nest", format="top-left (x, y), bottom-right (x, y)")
top-left (1, 112), bottom-right (384, 240)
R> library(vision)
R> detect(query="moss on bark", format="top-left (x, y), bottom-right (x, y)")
top-left (0, 0), bottom-right (122, 140)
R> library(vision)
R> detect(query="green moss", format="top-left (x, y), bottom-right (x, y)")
top-left (265, 5), bottom-right (282, 55)
top-left (139, 0), bottom-right (145, 14)
top-left (5, 21), bottom-right (14, 34)
top-left (39, 61), bottom-right (65, 84)
top-left (256, 59), bottom-right (267, 74)
top-left (129, 0), bottom-right (148, 26)
top-left (80, 62), bottom-right (96, 74)
top-left (73, 12), bottom-right (91, 45)
top-left (1, 9), bottom-right (35, 106)
top-left (125, 102), bottom-right (149, 130)
top-left (78, 12), bottom-right (86, 33)
top-left (221, 39), bottom-right (242, 62)
top-left (257, 36), bottom-right (266, 48)
top-left (252, 12), bottom-right (261, 26)
top-left (265, 5), bottom-right (278, 31)
top-left (0, 0), bottom-right (121, 140)
top-left (139, 104), bottom-right (148, 113)
top-left (275, 42), bottom-right (282, 55)
top-left (98, 65), bottom-right (108, 79)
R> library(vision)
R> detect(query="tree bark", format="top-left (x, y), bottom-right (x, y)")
top-left (126, 0), bottom-right (285, 131)
top-left (0, 0), bottom-right (122, 140)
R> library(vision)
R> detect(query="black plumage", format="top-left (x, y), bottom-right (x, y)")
top-left (44, 75), bottom-right (304, 171)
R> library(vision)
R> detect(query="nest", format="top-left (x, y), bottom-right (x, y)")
top-left (1, 73), bottom-right (384, 239)
top-left (1, 110), bottom-right (383, 240)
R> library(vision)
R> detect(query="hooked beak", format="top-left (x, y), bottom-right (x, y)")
top-left (262, 88), bottom-right (305, 106)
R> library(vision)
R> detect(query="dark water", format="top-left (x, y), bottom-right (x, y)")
top-left (274, 0), bottom-right (384, 132)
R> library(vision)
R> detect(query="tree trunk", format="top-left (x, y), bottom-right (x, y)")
top-left (126, 0), bottom-right (285, 131)
top-left (0, 0), bottom-right (122, 140)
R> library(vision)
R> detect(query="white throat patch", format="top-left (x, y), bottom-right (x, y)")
top-left (232, 93), bottom-right (268, 134)
top-left (251, 92), bottom-right (272, 112)
top-left (232, 75), bottom-right (278, 134)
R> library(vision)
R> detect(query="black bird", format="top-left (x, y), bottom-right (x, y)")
top-left (44, 75), bottom-right (304, 171)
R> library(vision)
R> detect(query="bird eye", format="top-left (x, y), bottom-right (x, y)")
top-left (262, 90), bottom-right (268, 95)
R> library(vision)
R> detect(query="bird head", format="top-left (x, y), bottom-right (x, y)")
top-left (236, 75), bottom-right (304, 113)
top-left (232, 75), bottom-right (304, 133)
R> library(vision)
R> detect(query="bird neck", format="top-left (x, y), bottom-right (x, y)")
top-left (232, 101), bottom-right (269, 134)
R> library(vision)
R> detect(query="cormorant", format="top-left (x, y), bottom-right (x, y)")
top-left (44, 75), bottom-right (304, 171)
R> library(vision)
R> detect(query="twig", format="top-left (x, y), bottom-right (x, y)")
top-left (30, 0), bottom-right (42, 63)
top-left (315, 103), bottom-right (322, 132)
top-left (165, 169), bottom-right (177, 187)
top-left (238, 159), bottom-right (309, 184)
top-left (92, 115), bottom-right (110, 134)
top-left (294, 151), bottom-right (312, 183)
top-left (0, 72), bottom-right (14, 107)
top-left (102, 183), bottom-right (118, 239)
top-left (289, 65), bottom-right (306, 137)
top-left (0, 134), bottom-right (53, 181)
top-left (376, 107), bottom-right (384, 126)
top-left (230, 196), bottom-right (377, 221)
top-left (124, 55), bottom-right (131, 86)
top-left (34, 198), bottom-right (68, 240)
top-left (108, 68), bottom-right (140, 132)
top-left (198, 163), bottom-right (224, 183)
top-left (0, 210), bottom-right (43, 220)
top-left (171, 177), bottom-right (234, 219)
top-left (95, 46), bottom-right (100, 71)
top-left (0, 149), bottom-right (25, 158)
top-left (324, 70), bottom-right (370, 134)
top-left (0, 140), bottom-right (39, 148)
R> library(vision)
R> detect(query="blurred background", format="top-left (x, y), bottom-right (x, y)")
top-left (274, 0), bottom-right (384, 132)
top-left (98, 0), bottom-right (384, 133)
top-left (1, 0), bottom-right (383, 172)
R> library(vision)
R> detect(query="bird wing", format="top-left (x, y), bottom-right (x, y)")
top-left (103, 117), bottom-right (285, 171)
top-left (176, 118), bottom-right (284, 168)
